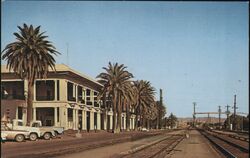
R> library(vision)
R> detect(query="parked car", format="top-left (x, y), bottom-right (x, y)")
top-left (1, 123), bottom-right (29, 142)
top-left (31, 120), bottom-right (64, 136)
top-left (7, 119), bottom-right (55, 140)
top-left (1, 131), bottom-right (7, 142)
top-left (141, 128), bottom-right (149, 132)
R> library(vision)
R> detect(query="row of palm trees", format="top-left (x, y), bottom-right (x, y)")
top-left (2, 24), bottom-right (166, 132)
top-left (96, 62), bottom-right (166, 133)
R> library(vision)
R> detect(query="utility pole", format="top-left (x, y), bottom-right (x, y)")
top-left (225, 105), bottom-right (230, 130)
top-left (218, 106), bottom-right (221, 129)
top-left (193, 102), bottom-right (196, 127)
top-left (232, 95), bottom-right (238, 130)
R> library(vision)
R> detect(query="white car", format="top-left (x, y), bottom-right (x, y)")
top-left (141, 128), bottom-right (149, 132)
top-left (1, 123), bottom-right (30, 142)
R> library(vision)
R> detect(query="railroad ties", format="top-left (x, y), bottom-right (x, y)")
top-left (198, 128), bottom-right (249, 158)
top-left (116, 130), bottom-right (187, 158)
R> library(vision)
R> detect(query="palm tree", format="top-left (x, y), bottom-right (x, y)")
top-left (133, 80), bottom-right (155, 130)
top-left (120, 81), bottom-right (135, 131)
top-left (1, 24), bottom-right (60, 125)
top-left (97, 62), bottom-right (133, 133)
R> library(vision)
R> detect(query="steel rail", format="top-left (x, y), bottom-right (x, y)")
top-left (199, 130), bottom-right (237, 158)
top-left (118, 133), bottom-right (185, 158)
top-left (147, 136), bottom-right (184, 158)
top-left (211, 130), bottom-right (249, 142)
top-left (207, 131), bottom-right (249, 152)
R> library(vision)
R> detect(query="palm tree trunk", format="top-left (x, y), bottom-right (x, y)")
top-left (27, 82), bottom-right (34, 126)
top-left (116, 94), bottom-right (122, 133)
top-left (112, 93), bottom-right (117, 133)
top-left (147, 119), bottom-right (150, 129)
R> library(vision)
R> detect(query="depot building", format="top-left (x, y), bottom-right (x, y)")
top-left (1, 64), bottom-right (123, 131)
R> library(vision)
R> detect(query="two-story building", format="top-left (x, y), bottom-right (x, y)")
top-left (1, 64), bottom-right (117, 131)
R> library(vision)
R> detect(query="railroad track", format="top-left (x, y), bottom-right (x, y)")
top-left (210, 130), bottom-right (249, 142)
top-left (117, 132), bottom-right (186, 158)
top-left (199, 129), bottom-right (249, 158)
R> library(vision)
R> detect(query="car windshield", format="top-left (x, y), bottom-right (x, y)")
top-left (32, 123), bottom-right (40, 127)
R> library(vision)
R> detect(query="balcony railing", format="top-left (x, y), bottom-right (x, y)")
top-left (1, 94), bottom-right (25, 100)
top-left (36, 95), bottom-right (55, 101)
top-left (78, 99), bottom-right (85, 104)
top-left (68, 96), bottom-right (76, 102)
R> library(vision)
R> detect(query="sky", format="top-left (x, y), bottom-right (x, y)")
top-left (1, 1), bottom-right (249, 118)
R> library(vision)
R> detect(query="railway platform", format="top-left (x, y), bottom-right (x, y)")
top-left (166, 129), bottom-right (222, 158)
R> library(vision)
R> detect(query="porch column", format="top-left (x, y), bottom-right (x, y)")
top-left (16, 108), bottom-right (18, 120)
top-left (82, 110), bottom-right (86, 130)
top-left (97, 111), bottom-right (101, 130)
top-left (33, 107), bottom-right (36, 121)
top-left (54, 107), bottom-right (58, 126)
top-left (110, 114), bottom-right (113, 130)
top-left (124, 114), bottom-right (126, 130)
top-left (129, 117), bottom-right (133, 129)
top-left (90, 111), bottom-right (94, 130)
top-left (133, 117), bottom-right (135, 129)
top-left (75, 85), bottom-right (78, 103)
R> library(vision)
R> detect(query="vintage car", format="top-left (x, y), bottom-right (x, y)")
top-left (31, 120), bottom-right (64, 136)
top-left (1, 123), bottom-right (30, 142)
top-left (7, 119), bottom-right (56, 140)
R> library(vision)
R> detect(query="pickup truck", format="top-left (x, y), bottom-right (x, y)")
top-left (1, 123), bottom-right (30, 142)
top-left (7, 119), bottom-right (55, 140)
top-left (31, 120), bottom-right (64, 136)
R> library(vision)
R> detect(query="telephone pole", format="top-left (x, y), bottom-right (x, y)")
top-left (232, 95), bottom-right (238, 130)
top-left (225, 105), bottom-right (230, 129)
top-left (218, 106), bottom-right (221, 128)
top-left (193, 102), bottom-right (196, 127)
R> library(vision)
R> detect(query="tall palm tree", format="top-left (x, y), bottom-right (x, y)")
top-left (1, 24), bottom-right (60, 125)
top-left (133, 80), bottom-right (155, 130)
top-left (119, 81), bottom-right (135, 131)
top-left (97, 62), bottom-right (133, 133)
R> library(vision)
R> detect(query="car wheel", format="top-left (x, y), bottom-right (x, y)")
top-left (15, 134), bottom-right (25, 142)
top-left (54, 131), bottom-right (58, 137)
top-left (43, 132), bottom-right (51, 140)
top-left (29, 133), bottom-right (38, 141)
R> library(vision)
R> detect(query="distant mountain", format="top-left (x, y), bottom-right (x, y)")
top-left (178, 117), bottom-right (226, 123)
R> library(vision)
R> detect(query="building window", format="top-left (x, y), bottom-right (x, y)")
top-left (67, 82), bottom-right (76, 102)
top-left (1, 81), bottom-right (25, 100)
top-left (94, 91), bottom-right (99, 107)
top-left (18, 107), bottom-right (23, 120)
top-left (67, 108), bottom-right (73, 121)
top-left (86, 89), bottom-right (92, 106)
top-left (77, 86), bottom-right (85, 104)
top-left (36, 80), bottom-right (55, 101)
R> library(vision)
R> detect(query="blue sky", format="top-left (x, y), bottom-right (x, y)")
top-left (2, 1), bottom-right (249, 118)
